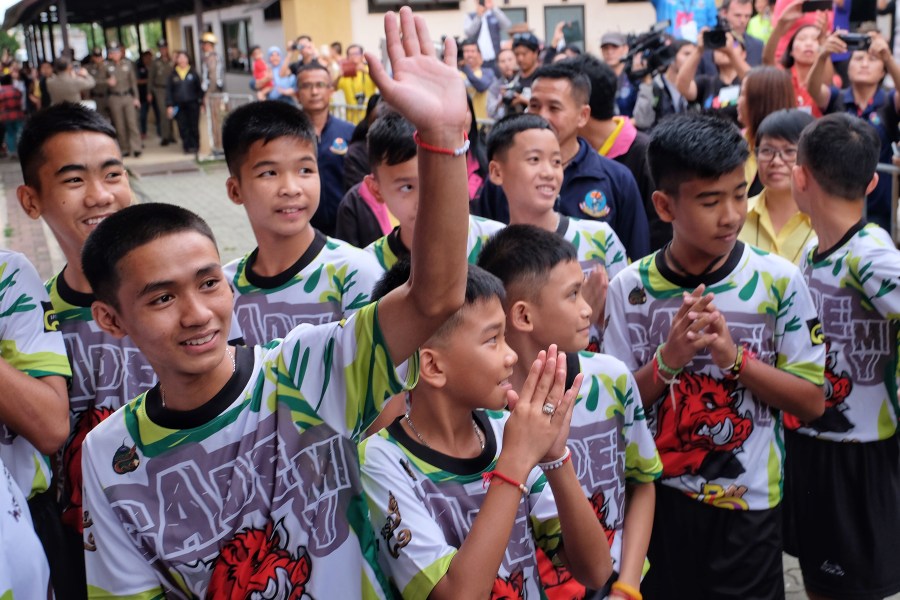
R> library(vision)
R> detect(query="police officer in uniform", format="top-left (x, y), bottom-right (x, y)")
top-left (105, 41), bottom-right (143, 157)
top-left (200, 32), bottom-right (223, 94)
top-left (149, 39), bottom-right (175, 145)
top-left (85, 46), bottom-right (111, 120)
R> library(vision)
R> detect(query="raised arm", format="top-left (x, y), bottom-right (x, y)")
top-left (807, 31), bottom-right (844, 110)
top-left (366, 8), bottom-right (470, 365)
top-left (675, 38), bottom-right (703, 102)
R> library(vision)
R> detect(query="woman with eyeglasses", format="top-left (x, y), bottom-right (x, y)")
top-left (738, 109), bottom-right (815, 264)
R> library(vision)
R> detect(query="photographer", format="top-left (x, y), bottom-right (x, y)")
top-left (676, 28), bottom-right (750, 121)
top-left (633, 40), bottom-right (696, 131)
top-left (601, 32), bottom-right (639, 116)
top-left (45, 56), bottom-right (95, 105)
top-left (487, 48), bottom-right (518, 119)
top-left (335, 44), bottom-right (377, 124)
top-left (806, 30), bottom-right (900, 231)
top-left (462, 0), bottom-right (511, 74)
top-left (505, 33), bottom-right (541, 114)
top-left (459, 40), bottom-right (496, 121)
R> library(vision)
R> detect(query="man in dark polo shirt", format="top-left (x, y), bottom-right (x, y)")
top-left (474, 62), bottom-right (650, 261)
top-left (297, 62), bottom-right (354, 237)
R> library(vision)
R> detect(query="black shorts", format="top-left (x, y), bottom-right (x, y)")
top-left (643, 482), bottom-right (784, 600)
top-left (783, 430), bottom-right (900, 600)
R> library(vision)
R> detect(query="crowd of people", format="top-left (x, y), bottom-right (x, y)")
top-left (1, 1), bottom-right (899, 600)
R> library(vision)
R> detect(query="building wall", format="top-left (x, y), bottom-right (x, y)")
top-left (349, 0), bottom-right (657, 59)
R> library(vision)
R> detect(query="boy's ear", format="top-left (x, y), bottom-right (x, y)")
top-left (488, 159), bottom-right (504, 186)
top-left (651, 190), bottom-right (676, 224)
top-left (17, 184), bottom-right (42, 220)
top-left (225, 175), bottom-right (244, 206)
top-left (418, 347), bottom-right (448, 388)
top-left (364, 174), bottom-right (385, 204)
top-left (91, 301), bottom-right (128, 339)
top-left (508, 299), bottom-right (534, 333)
top-left (866, 172), bottom-right (879, 196)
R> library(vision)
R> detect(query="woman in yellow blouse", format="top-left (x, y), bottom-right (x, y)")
top-left (740, 109), bottom-right (816, 264)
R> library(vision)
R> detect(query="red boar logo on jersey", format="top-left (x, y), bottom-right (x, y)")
top-left (589, 489), bottom-right (616, 548)
top-left (492, 568), bottom-right (526, 599)
top-left (784, 345), bottom-right (853, 433)
top-left (208, 521), bottom-right (312, 600)
top-left (654, 372), bottom-right (752, 481)
top-left (63, 406), bottom-right (115, 531)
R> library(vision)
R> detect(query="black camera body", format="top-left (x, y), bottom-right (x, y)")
top-left (622, 20), bottom-right (677, 81)
top-left (703, 18), bottom-right (731, 49)
top-left (839, 32), bottom-right (872, 52)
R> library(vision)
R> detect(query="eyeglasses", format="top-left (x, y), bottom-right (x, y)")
top-left (756, 146), bottom-right (798, 163)
top-left (299, 82), bottom-right (330, 91)
top-left (513, 33), bottom-right (539, 46)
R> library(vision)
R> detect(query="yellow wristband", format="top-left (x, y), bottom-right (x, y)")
top-left (611, 581), bottom-right (643, 600)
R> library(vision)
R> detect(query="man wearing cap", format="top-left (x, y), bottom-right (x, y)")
top-left (463, 0), bottom-right (511, 75)
top-left (46, 56), bottom-right (95, 105)
top-left (149, 40), bottom-right (175, 145)
top-left (85, 47), bottom-right (111, 119)
top-left (508, 32), bottom-right (541, 114)
top-left (200, 32), bottom-right (223, 93)
top-left (105, 41), bottom-right (143, 157)
top-left (601, 32), bottom-right (639, 117)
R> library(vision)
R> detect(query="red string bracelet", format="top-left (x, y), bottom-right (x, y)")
top-left (482, 470), bottom-right (528, 496)
top-left (413, 130), bottom-right (470, 157)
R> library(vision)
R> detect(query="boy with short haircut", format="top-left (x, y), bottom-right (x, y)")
top-left (474, 62), bottom-right (651, 262)
top-left (361, 260), bottom-right (613, 599)
top-left (786, 112), bottom-right (900, 599)
top-left (487, 113), bottom-right (627, 347)
top-left (16, 102), bottom-right (157, 594)
top-left (603, 112), bottom-right (825, 598)
top-left (478, 225), bottom-right (661, 599)
top-left (364, 109), bottom-right (504, 271)
top-left (79, 10), bottom-right (473, 597)
top-left (223, 99), bottom-right (382, 347)
top-left (0, 249), bottom-right (70, 598)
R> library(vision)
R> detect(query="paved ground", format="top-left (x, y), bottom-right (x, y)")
top-left (2, 138), bottom-right (896, 600)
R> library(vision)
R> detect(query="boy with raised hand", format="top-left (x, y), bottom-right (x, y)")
top-left (363, 108), bottom-right (503, 272)
top-left (16, 102), bottom-right (156, 597)
top-left (79, 7), bottom-right (472, 597)
top-left (786, 112), bottom-right (900, 600)
top-left (474, 62), bottom-right (650, 262)
top-left (0, 249), bottom-right (70, 598)
top-left (361, 260), bottom-right (612, 600)
top-left (478, 225), bottom-right (661, 600)
top-left (487, 113), bottom-right (628, 348)
top-left (222, 99), bottom-right (382, 347)
top-left (602, 112), bottom-right (825, 598)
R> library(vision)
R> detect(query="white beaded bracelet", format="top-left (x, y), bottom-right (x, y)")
top-left (538, 446), bottom-right (571, 471)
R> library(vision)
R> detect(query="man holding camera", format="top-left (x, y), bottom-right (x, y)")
top-left (698, 0), bottom-right (766, 78)
top-left (600, 32), bottom-right (639, 117)
top-left (463, 0), bottom-right (510, 75)
top-left (45, 56), bottom-right (95, 105)
top-left (676, 28), bottom-right (749, 121)
top-left (335, 44), bottom-right (377, 124)
top-left (487, 48), bottom-right (518, 119)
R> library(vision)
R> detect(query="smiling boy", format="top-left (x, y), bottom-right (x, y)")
top-left (603, 113), bottom-right (824, 598)
top-left (222, 99), bottom-right (382, 347)
top-left (79, 9), bottom-right (473, 597)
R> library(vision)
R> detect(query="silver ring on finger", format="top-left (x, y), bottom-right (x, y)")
top-left (542, 402), bottom-right (555, 416)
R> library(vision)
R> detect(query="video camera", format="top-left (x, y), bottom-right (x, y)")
top-left (622, 20), bottom-right (676, 81)
top-left (702, 17), bottom-right (731, 50)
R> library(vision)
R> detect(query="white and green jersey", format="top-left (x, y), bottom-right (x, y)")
top-left (82, 301), bottom-right (416, 599)
top-left (0, 251), bottom-right (70, 499)
top-left (366, 215), bottom-right (505, 272)
top-left (46, 268), bottom-right (158, 532)
top-left (604, 242), bottom-right (825, 510)
top-left (790, 222), bottom-right (900, 443)
top-left (224, 231), bottom-right (381, 347)
top-left (360, 410), bottom-right (562, 600)
top-left (556, 215), bottom-right (628, 280)
top-left (0, 456), bottom-right (50, 599)
top-left (540, 351), bottom-right (661, 597)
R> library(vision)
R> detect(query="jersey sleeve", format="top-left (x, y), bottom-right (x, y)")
top-left (849, 228), bottom-right (900, 320)
top-left (360, 438), bottom-right (457, 600)
top-left (602, 271), bottom-right (642, 371)
top-left (338, 248), bottom-right (383, 316)
top-left (771, 266), bottom-right (826, 386)
top-left (0, 252), bottom-right (70, 379)
top-left (82, 433), bottom-right (164, 599)
top-left (278, 300), bottom-right (419, 441)
top-left (617, 369), bottom-right (663, 483)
